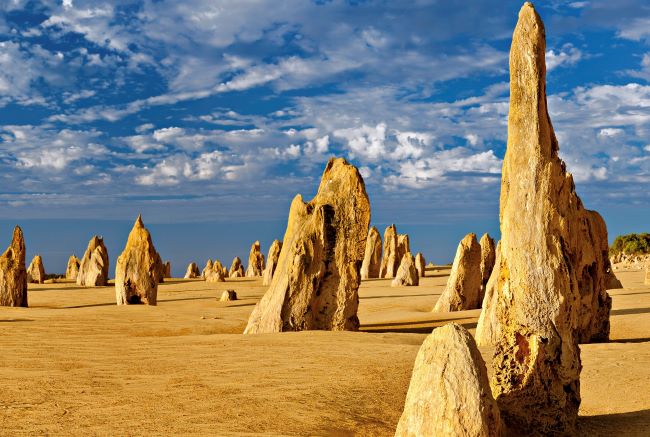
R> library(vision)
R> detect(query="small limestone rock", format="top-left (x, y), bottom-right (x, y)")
top-left (26, 255), bottom-right (45, 284)
top-left (115, 215), bottom-right (159, 305)
top-left (77, 236), bottom-right (109, 287)
top-left (361, 226), bottom-right (382, 279)
top-left (0, 226), bottom-right (28, 307)
top-left (433, 233), bottom-right (482, 312)
top-left (184, 262), bottom-right (200, 279)
top-left (391, 252), bottom-right (419, 287)
top-left (244, 157), bottom-right (370, 334)
top-left (220, 289), bottom-right (238, 301)
top-left (229, 256), bottom-right (244, 278)
top-left (66, 255), bottom-right (80, 280)
top-left (262, 240), bottom-right (282, 286)
top-left (245, 241), bottom-right (265, 277)
top-left (414, 252), bottom-right (425, 278)
top-left (395, 323), bottom-right (502, 437)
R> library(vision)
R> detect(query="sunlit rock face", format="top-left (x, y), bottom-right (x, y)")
top-left (490, 3), bottom-right (611, 434)
top-left (245, 158), bottom-right (370, 334)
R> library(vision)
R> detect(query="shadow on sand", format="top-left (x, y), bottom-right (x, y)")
top-left (361, 293), bottom-right (435, 300)
top-left (579, 409), bottom-right (650, 436)
top-left (611, 307), bottom-right (650, 316)
top-left (360, 318), bottom-right (477, 334)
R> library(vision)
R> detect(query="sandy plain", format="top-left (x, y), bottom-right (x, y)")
top-left (0, 267), bottom-right (648, 436)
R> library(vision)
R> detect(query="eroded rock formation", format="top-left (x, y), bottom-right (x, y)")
top-left (205, 259), bottom-right (226, 283)
top-left (391, 252), bottom-right (419, 287)
top-left (395, 323), bottom-right (502, 437)
top-left (490, 4), bottom-right (612, 433)
top-left (229, 257), bottom-right (244, 278)
top-left (245, 241), bottom-right (265, 277)
top-left (415, 252), bottom-right (425, 278)
top-left (262, 240), bottom-right (282, 286)
top-left (479, 233), bottom-right (496, 293)
top-left (244, 157), bottom-right (370, 334)
top-left (115, 215), bottom-right (159, 305)
top-left (201, 259), bottom-right (213, 279)
top-left (66, 255), bottom-right (80, 280)
top-left (77, 236), bottom-right (109, 287)
top-left (0, 226), bottom-right (27, 307)
top-left (184, 262), bottom-right (200, 279)
top-left (360, 226), bottom-right (382, 279)
top-left (475, 242), bottom-right (501, 347)
top-left (26, 255), bottom-right (45, 284)
top-left (433, 233), bottom-right (482, 312)
top-left (220, 290), bottom-right (237, 301)
top-left (379, 225), bottom-right (409, 278)
top-left (164, 261), bottom-right (171, 278)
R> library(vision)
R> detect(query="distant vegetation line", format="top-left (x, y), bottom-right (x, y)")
top-left (610, 233), bottom-right (650, 255)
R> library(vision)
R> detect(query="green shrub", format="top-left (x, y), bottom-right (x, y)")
top-left (610, 233), bottom-right (650, 256)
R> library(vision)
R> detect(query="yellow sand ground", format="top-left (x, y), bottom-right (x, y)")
top-left (0, 268), bottom-right (648, 436)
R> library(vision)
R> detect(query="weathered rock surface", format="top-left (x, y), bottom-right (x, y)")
top-left (229, 257), bottom-right (244, 278)
top-left (245, 241), bottom-right (265, 277)
top-left (244, 157), bottom-right (370, 334)
top-left (77, 236), bottom-right (109, 287)
top-left (201, 259), bottom-right (213, 279)
top-left (26, 255), bottom-right (45, 284)
top-left (154, 252), bottom-right (165, 284)
top-left (220, 289), bottom-right (238, 301)
top-left (415, 252), bottom-right (425, 278)
top-left (395, 323), bottom-right (502, 437)
top-left (163, 261), bottom-right (171, 278)
top-left (479, 233), bottom-right (496, 294)
top-left (397, 234), bottom-right (410, 265)
top-left (433, 233), bottom-right (482, 312)
top-left (490, 4), bottom-right (612, 434)
top-left (379, 225), bottom-right (409, 278)
top-left (475, 242), bottom-right (501, 347)
top-left (379, 225), bottom-right (397, 278)
top-left (361, 226), bottom-right (382, 279)
top-left (262, 240), bottom-right (282, 286)
top-left (391, 252), bottom-right (419, 287)
top-left (184, 262), bottom-right (200, 279)
top-left (205, 259), bottom-right (226, 283)
top-left (66, 255), bottom-right (80, 280)
top-left (115, 215), bottom-right (159, 305)
top-left (606, 269), bottom-right (623, 289)
top-left (0, 226), bottom-right (28, 307)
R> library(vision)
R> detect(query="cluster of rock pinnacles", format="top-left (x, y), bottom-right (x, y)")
top-left (0, 3), bottom-right (625, 435)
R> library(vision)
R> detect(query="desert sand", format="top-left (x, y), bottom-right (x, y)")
top-left (0, 267), bottom-right (648, 436)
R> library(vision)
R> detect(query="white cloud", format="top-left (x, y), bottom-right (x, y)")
top-left (546, 44), bottom-right (583, 71)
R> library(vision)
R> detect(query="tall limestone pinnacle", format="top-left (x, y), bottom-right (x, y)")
top-left (491, 2), bottom-right (612, 434)
top-left (115, 214), bottom-right (160, 305)
top-left (244, 157), bottom-right (370, 334)
top-left (0, 226), bottom-right (28, 307)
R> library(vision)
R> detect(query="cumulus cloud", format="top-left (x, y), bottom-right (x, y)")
top-left (546, 44), bottom-right (583, 70)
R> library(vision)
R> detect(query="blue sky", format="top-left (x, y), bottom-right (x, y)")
top-left (1, 0), bottom-right (650, 275)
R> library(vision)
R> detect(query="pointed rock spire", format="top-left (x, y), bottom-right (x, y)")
top-left (491, 3), bottom-right (612, 433)
top-left (0, 226), bottom-right (28, 307)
